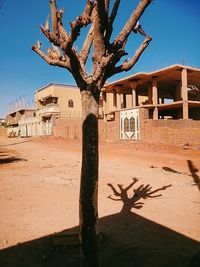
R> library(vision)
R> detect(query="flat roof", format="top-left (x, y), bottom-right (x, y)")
top-left (104, 64), bottom-right (200, 90)
top-left (35, 83), bottom-right (78, 93)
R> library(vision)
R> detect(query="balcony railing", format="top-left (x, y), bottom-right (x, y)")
top-left (38, 104), bottom-right (60, 116)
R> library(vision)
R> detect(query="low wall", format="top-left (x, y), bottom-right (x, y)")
top-left (52, 113), bottom-right (200, 146)
top-left (54, 117), bottom-right (115, 143)
top-left (0, 127), bottom-right (7, 137)
top-left (105, 112), bottom-right (120, 142)
top-left (54, 118), bottom-right (82, 139)
top-left (7, 127), bottom-right (20, 137)
top-left (144, 119), bottom-right (200, 145)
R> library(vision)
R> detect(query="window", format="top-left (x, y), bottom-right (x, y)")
top-left (124, 118), bottom-right (129, 132)
top-left (68, 99), bottom-right (74, 108)
top-left (130, 117), bottom-right (135, 132)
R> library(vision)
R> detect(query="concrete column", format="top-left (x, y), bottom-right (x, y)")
top-left (183, 101), bottom-right (189, 120)
top-left (120, 93), bottom-right (124, 109)
top-left (181, 68), bottom-right (188, 119)
top-left (181, 68), bottom-right (188, 101)
top-left (132, 89), bottom-right (136, 107)
top-left (152, 78), bottom-right (158, 120)
top-left (130, 81), bottom-right (137, 107)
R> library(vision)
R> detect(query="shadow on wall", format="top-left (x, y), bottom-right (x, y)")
top-left (0, 180), bottom-right (200, 267)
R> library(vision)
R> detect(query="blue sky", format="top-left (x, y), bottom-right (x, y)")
top-left (0, 0), bottom-right (200, 117)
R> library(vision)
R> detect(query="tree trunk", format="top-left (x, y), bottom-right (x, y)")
top-left (79, 89), bottom-right (100, 267)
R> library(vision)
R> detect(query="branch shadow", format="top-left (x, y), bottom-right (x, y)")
top-left (107, 178), bottom-right (172, 213)
top-left (187, 160), bottom-right (200, 191)
top-left (0, 180), bottom-right (199, 267)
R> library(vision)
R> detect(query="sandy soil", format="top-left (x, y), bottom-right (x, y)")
top-left (0, 136), bottom-right (200, 267)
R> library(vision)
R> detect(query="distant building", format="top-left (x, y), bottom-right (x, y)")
top-left (0, 118), bottom-right (5, 126)
top-left (19, 83), bottom-right (82, 137)
top-left (6, 108), bottom-right (35, 137)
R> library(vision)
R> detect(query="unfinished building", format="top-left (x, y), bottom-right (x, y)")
top-left (102, 64), bottom-right (200, 144)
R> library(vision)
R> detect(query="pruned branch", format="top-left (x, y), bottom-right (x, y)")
top-left (79, 22), bottom-right (94, 68)
top-left (69, 0), bottom-right (95, 46)
top-left (50, 0), bottom-right (59, 38)
top-left (113, 0), bottom-right (152, 48)
top-left (32, 43), bottom-right (71, 71)
top-left (93, 1), bottom-right (107, 61)
top-left (33, 0), bottom-right (153, 92)
top-left (105, 0), bottom-right (121, 43)
top-left (111, 35), bottom-right (152, 75)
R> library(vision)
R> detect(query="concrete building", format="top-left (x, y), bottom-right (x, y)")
top-left (6, 108), bottom-right (35, 137)
top-left (18, 83), bottom-right (82, 137)
top-left (102, 64), bottom-right (200, 144)
top-left (5, 65), bottom-right (200, 146)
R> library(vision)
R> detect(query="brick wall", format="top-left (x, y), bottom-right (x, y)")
top-left (0, 127), bottom-right (7, 136)
top-left (105, 112), bottom-right (120, 142)
top-left (53, 112), bottom-right (200, 146)
top-left (144, 119), bottom-right (200, 145)
top-left (54, 118), bottom-right (108, 142)
top-left (54, 118), bottom-right (82, 139)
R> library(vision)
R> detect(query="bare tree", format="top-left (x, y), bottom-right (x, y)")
top-left (32, 0), bottom-right (153, 265)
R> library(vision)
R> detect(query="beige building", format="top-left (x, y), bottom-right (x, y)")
top-left (35, 83), bottom-right (82, 119)
top-left (18, 83), bottom-right (82, 137)
top-left (6, 108), bottom-right (35, 137)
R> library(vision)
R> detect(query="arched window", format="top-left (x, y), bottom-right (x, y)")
top-left (68, 99), bottom-right (74, 108)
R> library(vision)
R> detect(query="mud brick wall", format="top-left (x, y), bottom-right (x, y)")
top-left (105, 111), bottom-right (120, 142)
top-left (144, 119), bottom-right (200, 145)
top-left (54, 118), bottom-right (108, 143)
top-left (0, 127), bottom-right (7, 136)
top-left (53, 118), bottom-right (82, 139)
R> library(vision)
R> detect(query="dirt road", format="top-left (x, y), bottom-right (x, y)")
top-left (0, 136), bottom-right (200, 266)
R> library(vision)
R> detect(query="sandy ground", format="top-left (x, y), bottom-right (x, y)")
top-left (0, 136), bottom-right (200, 267)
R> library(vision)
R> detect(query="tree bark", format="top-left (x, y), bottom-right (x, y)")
top-left (79, 89), bottom-right (100, 267)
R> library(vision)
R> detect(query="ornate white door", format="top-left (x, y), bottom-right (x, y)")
top-left (120, 109), bottom-right (140, 140)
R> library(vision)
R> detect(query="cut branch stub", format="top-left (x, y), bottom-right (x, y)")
top-left (50, 0), bottom-right (59, 37)
top-left (113, 0), bottom-right (152, 48)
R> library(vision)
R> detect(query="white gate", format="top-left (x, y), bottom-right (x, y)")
top-left (44, 119), bottom-right (53, 135)
top-left (120, 109), bottom-right (140, 140)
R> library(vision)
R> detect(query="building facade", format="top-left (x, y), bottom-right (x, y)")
top-left (102, 64), bottom-right (200, 144)
top-left (5, 65), bottom-right (200, 145)
top-left (17, 83), bottom-right (82, 137)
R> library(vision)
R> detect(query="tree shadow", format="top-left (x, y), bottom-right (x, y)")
top-left (0, 180), bottom-right (200, 267)
top-left (162, 166), bottom-right (183, 174)
top-left (0, 156), bottom-right (27, 164)
top-left (0, 149), bottom-right (27, 165)
top-left (187, 160), bottom-right (200, 191)
top-left (107, 178), bottom-right (172, 213)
